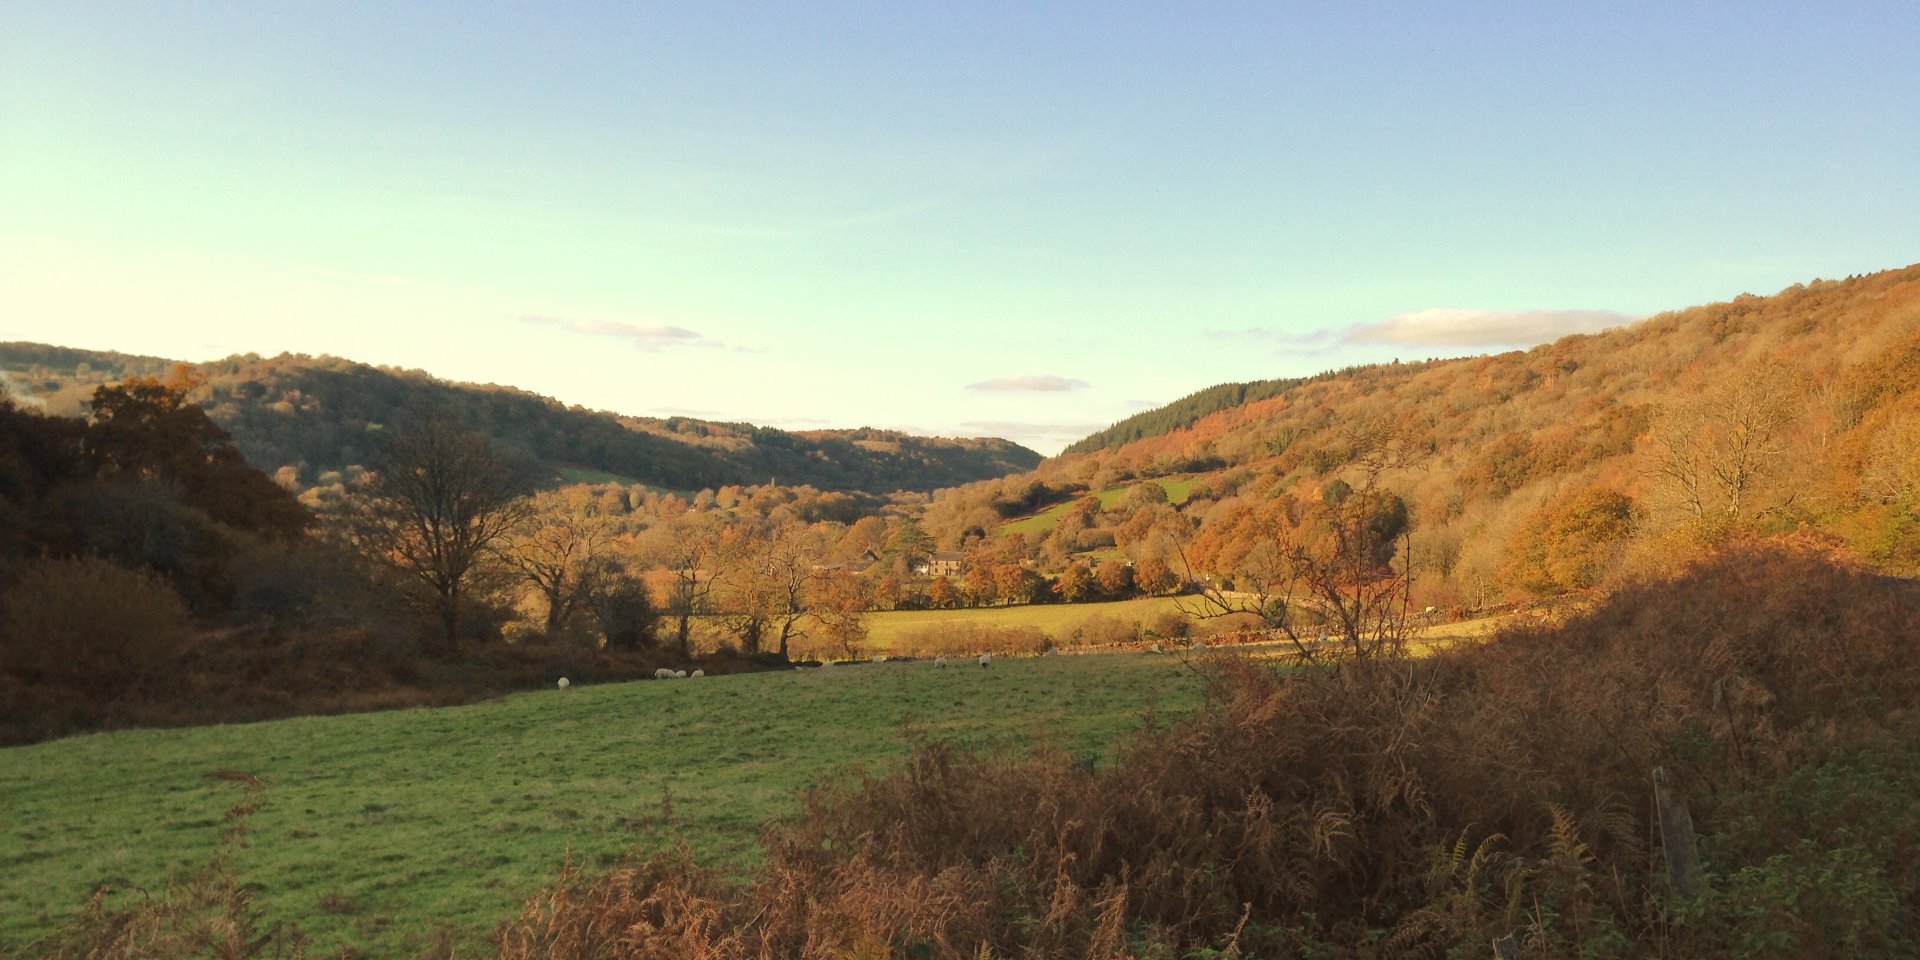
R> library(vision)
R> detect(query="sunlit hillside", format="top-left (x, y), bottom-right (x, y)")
top-left (923, 265), bottom-right (1920, 606)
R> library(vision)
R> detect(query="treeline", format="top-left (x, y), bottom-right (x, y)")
top-left (0, 348), bottom-right (1043, 495)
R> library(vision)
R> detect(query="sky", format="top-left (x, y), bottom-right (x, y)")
top-left (3, 2), bottom-right (1917, 455)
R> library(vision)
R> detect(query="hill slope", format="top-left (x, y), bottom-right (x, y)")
top-left (0, 347), bottom-right (1042, 494)
top-left (927, 264), bottom-right (1920, 598)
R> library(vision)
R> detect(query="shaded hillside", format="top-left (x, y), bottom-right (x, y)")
top-left (927, 264), bottom-right (1920, 602)
top-left (0, 348), bottom-right (1042, 494)
top-left (1062, 376), bottom-right (1308, 455)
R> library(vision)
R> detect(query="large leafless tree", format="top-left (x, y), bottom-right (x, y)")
top-left (345, 414), bottom-right (529, 653)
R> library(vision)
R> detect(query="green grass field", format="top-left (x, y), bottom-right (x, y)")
top-left (998, 477), bottom-right (1199, 536)
top-left (0, 655), bottom-right (1204, 957)
top-left (858, 596), bottom-right (1190, 654)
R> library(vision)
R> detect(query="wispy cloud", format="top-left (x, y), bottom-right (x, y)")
top-left (966, 374), bottom-right (1090, 392)
top-left (1212, 308), bottom-right (1635, 352)
top-left (961, 419), bottom-right (1109, 437)
top-left (1346, 308), bottom-right (1634, 346)
top-left (523, 315), bottom-right (720, 351)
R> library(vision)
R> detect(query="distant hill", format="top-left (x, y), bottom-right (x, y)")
top-left (0, 346), bottom-right (1043, 495)
top-left (926, 263), bottom-right (1920, 598)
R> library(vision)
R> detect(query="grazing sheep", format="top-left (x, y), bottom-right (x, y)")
top-left (935, 657), bottom-right (949, 668)
top-left (1192, 640), bottom-right (1207, 653)
top-left (978, 653), bottom-right (991, 668)
top-left (821, 658), bottom-right (834, 668)
top-left (557, 677), bottom-right (570, 690)
top-left (673, 670), bottom-right (688, 679)
top-left (1042, 648), bottom-right (1057, 657)
top-left (654, 667), bottom-right (675, 680)
top-left (690, 669), bottom-right (704, 678)
top-left (872, 654), bottom-right (888, 664)
top-left (1151, 643), bottom-right (1164, 654)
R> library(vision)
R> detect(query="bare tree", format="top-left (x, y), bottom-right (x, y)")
top-left (1648, 359), bottom-right (1802, 533)
top-left (499, 487), bottom-right (616, 639)
top-left (343, 414), bottom-right (529, 653)
top-left (646, 513), bottom-right (726, 656)
top-left (807, 566), bottom-right (870, 659)
top-left (721, 521), bottom-right (829, 659)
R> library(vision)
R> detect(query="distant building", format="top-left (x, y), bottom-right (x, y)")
top-left (926, 551), bottom-right (966, 578)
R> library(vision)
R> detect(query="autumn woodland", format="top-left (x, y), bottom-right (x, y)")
top-left (4, 265), bottom-right (1920, 957)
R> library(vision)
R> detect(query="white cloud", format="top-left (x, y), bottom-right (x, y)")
top-left (965, 374), bottom-right (1090, 392)
top-left (1345, 308), bottom-right (1634, 347)
top-left (522, 315), bottom-right (717, 351)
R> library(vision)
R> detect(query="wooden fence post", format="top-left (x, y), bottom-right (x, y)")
top-left (1652, 767), bottom-right (1701, 898)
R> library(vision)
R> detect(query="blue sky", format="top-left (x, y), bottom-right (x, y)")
top-left (4, 2), bottom-right (1916, 454)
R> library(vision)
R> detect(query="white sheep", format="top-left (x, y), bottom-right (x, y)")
top-left (977, 653), bottom-right (991, 668)
top-left (1192, 640), bottom-right (1208, 653)
top-left (690, 669), bottom-right (704, 678)
top-left (654, 667), bottom-right (675, 680)
top-left (673, 670), bottom-right (688, 679)
top-left (821, 658), bottom-right (834, 668)
top-left (872, 654), bottom-right (888, 664)
top-left (1151, 643), bottom-right (1164, 654)
top-left (557, 677), bottom-right (570, 690)
top-left (1042, 648), bottom-right (1057, 657)
top-left (935, 657), bottom-right (949, 668)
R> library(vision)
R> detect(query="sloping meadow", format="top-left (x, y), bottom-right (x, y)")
top-left (499, 537), bottom-right (1920, 959)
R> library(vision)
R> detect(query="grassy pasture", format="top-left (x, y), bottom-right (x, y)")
top-left (997, 476), bottom-right (1198, 537)
top-left (0, 655), bottom-right (1203, 957)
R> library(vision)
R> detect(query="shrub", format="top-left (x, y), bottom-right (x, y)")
top-left (890, 622), bottom-right (1051, 657)
top-left (1061, 613), bottom-right (1138, 649)
top-left (0, 556), bottom-right (196, 697)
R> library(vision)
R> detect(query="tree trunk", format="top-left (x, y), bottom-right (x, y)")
top-left (435, 585), bottom-right (461, 658)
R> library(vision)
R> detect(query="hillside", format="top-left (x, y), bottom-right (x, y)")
top-left (925, 264), bottom-right (1920, 603)
top-left (0, 346), bottom-right (1042, 494)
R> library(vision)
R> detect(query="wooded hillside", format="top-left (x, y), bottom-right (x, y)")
top-left (0, 348), bottom-right (1042, 495)
top-left (926, 264), bottom-right (1920, 606)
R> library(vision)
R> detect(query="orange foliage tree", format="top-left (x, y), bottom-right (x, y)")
top-left (1501, 487), bottom-right (1637, 595)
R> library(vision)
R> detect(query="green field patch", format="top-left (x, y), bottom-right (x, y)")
top-left (1157, 476), bottom-right (1199, 504)
top-left (0, 656), bottom-right (1202, 958)
top-left (998, 477), bottom-right (1198, 536)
